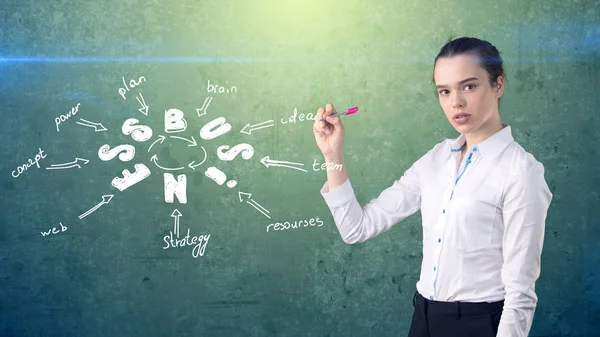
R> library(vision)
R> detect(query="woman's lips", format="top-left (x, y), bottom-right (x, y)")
top-left (454, 114), bottom-right (471, 125)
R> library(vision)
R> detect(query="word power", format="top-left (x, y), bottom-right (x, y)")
top-left (206, 80), bottom-right (237, 94)
top-left (55, 103), bottom-right (81, 132)
top-left (12, 148), bottom-right (47, 178)
top-left (118, 75), bottom-right (147, 100)
top-left (41, 222), bottom-right (67, 236)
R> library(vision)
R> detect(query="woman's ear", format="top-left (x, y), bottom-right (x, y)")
top-left (495, 76), bottom-right (505, 98)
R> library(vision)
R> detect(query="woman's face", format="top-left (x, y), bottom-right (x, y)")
top-left (433, 54), bottom-right (503, 135)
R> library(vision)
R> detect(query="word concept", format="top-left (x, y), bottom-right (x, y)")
top-left (12, 148), bottom-right (47, 178)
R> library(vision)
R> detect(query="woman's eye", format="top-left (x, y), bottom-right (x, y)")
top-left (438, 89), bottom-right (448, 95)
top-left (464, 84), bottom-right (476, 90)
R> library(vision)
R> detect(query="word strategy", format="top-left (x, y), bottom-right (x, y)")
top-left (162, 230), bottom-right (211, 258)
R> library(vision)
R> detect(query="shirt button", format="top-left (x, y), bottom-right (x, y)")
top-left (442, 209), bottom-right (445, 213)
top-left (430, 296), bottom-right (434, 300)
top-left (438, 238), bottom-right (441, 243)
top-left (433, 266), bottom-right (436, 271)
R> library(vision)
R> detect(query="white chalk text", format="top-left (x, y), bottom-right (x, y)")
top-left (12, 148), bottom-right (47, 178)
top-left (162, 229), bottom-right (210, 258)
top-left (267, 217), bottom-right (324, 232)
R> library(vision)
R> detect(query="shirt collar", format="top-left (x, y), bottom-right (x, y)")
top-left (449, 123), bottom-right (514, 158)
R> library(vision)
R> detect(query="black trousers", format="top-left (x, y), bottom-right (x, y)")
top-left (407, 290), bottom-right (504, 337)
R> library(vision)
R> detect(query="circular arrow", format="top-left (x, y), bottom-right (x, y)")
top-left (147, 132), bottom-right (208, 171)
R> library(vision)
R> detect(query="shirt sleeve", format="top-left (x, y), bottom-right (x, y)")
top-left (319, 159), bottom-right (422, 244)
top-left (497, 161), bottom-right (553, 337)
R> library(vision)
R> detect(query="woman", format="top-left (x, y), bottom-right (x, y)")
top-left (313, 36), bottom-right (553, 337)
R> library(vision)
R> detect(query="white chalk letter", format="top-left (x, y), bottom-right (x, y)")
top-left (199, 117), bottom-right (231, 140)
top-left (164, 108), bottom-right (187, 133)
top-left (217, 143), bottom-right (254, 161)
top-left (98, 144), bottom-right (135, 162)
top-left (164, 173), bottom-right (187, 204)
top-left (122, 118), bottom-right (153, 142)
top-left (111, 163), bottom-right (151, 191)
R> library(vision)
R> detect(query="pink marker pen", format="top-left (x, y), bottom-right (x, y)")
top-left (320, 106), bottom-right (359, 121)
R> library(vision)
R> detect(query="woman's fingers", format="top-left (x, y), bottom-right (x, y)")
top-left (325, 103), bottom-right (336, 117)
top-left (315, 103), bottom-right (340, 137)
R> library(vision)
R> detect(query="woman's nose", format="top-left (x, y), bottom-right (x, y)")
top-left (451, 93), bottom-right (465, 108)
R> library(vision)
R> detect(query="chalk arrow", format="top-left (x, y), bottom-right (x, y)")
top-left (148, 135), bottom-right (166, 152)
top-left (136, 92), bottom-right (149, 115)
top-left (78, 194), bottom-right (114, 219)
top-left (188, 161), bottom-right (202, 170)
top-left (240, 120), bottom-right (274, 135)
top-left (46, 157), bottom-right (90, 170)
top-left (196, 96), bottom-right (213, 117)
top-left (260, 156), bottom-right (307, 172)
top-left (76, 118), bottom-right (107, 132)
top-left (238, 192), bottom-right (252, 203)
top-left (171, 209), bottom-right (182, 237)
top-left (187, 146), bottom-right (207, 170)
top-left (150, 154), bottom-right (184, 171)
top-left (170, 135), bottom-right (197, 146)
top-left (238, 191), bottom-right (271, 219)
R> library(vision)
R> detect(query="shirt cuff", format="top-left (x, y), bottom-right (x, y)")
top-left (320, 178), bottom-right (355, 208)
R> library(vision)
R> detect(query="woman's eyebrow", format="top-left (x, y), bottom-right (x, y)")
top-left (435, 77), bottom-right (479, 89)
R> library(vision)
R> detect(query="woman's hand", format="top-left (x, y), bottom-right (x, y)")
top-left (313, 103), bottom-right (345, 160)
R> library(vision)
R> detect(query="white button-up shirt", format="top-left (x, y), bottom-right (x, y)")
top-left (320, 123), bottom-right (553, 337)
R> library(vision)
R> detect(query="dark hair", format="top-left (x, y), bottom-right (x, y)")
top-left (432, 36), bottom-right (506, 103)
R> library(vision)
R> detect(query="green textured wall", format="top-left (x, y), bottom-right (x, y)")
top-left (1, 1), bottom-right (599, 336)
